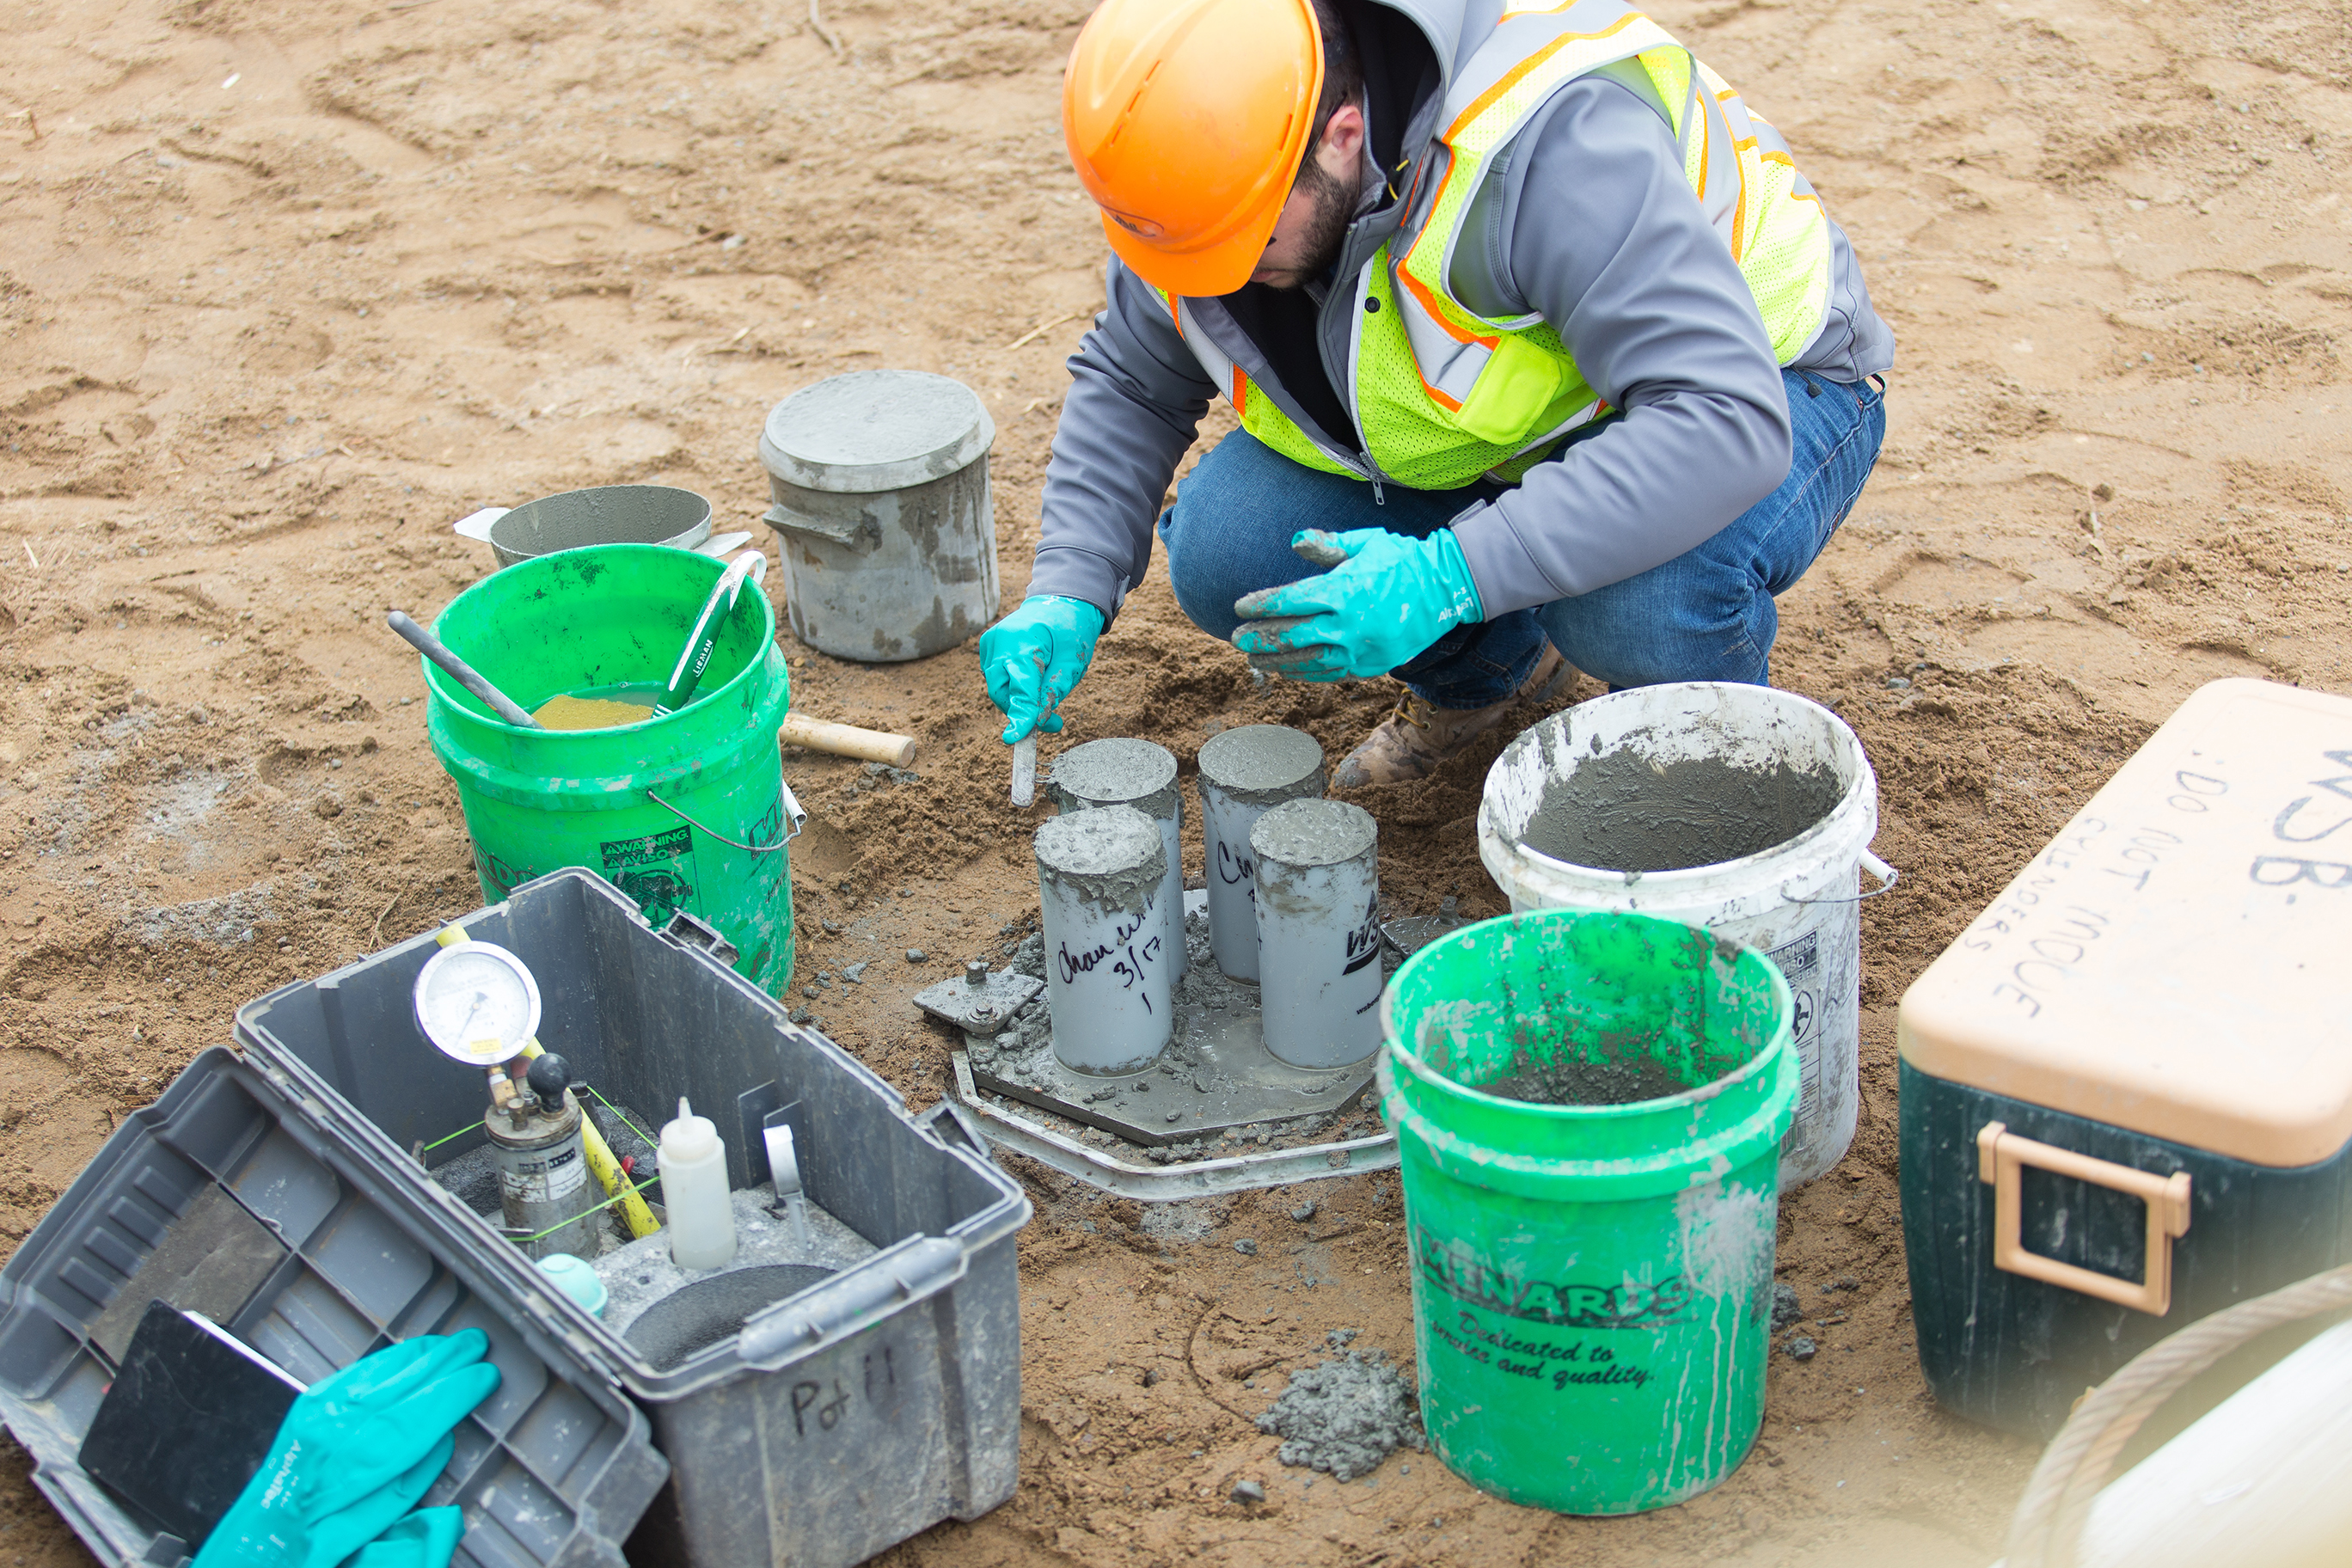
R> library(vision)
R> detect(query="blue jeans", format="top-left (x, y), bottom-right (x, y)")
top-left (1158, 369), bottom-right (1886, 706)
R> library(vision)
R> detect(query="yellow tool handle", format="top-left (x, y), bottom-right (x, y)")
top-left (438, 924), bottom-right (660, 1240)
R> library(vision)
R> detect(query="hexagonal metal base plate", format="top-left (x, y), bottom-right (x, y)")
top-left (965, 1010), bottom-right (1375, 1148)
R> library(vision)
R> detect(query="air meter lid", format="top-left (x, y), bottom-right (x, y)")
top-left (1897, 678), bottom-right (2352, 1167)
top-left (758, 370), bottom-right (994, 494)
top-left (413, 940), bottom-right (542, 1066)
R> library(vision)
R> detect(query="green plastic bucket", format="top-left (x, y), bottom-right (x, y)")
top-left (420, 544), bottom-right (795, 995)
top-left (1378, 910), bottom-right (1798, 1515)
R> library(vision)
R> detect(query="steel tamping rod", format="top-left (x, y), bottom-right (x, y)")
top-left (388, 610), bottom-right (541, 728)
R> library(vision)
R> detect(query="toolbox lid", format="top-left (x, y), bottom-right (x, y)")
top-left (1899, 678), bottom-right (2352, 1167)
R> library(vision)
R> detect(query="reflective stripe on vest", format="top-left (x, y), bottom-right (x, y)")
top-left (1162, 0), bottom-right (1834, 489)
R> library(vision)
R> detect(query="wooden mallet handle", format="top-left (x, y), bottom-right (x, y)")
top-left (780, 712), bottom-right (917, 768)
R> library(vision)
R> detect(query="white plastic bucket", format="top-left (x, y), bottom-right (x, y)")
top-left (1476, 683), bottom-right (1896, 1188)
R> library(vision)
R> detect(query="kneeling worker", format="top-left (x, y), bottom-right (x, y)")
top-left (981, 0), bottom-right (1892, 786)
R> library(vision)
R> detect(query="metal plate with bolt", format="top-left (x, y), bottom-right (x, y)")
top-left (1980, 1120), bottom-right (2193, 1315)
top-left (910, 960), bottom-right (1043, 1035)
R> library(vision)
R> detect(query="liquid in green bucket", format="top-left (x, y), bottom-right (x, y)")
top-left (1378, 910), bottom-right (1797, 1515)
top-left (420, 545), bottom-right (795, 995)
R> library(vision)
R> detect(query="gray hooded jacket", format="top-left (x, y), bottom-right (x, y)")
top-left (1028, 0), bottom-right (1894, 624)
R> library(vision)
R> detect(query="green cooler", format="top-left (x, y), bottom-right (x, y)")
top-left (1898, 677), bottom-right (2352, 1436)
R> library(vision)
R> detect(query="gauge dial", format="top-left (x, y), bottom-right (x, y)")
top-left (413, 942), bottom-right (542, 1065)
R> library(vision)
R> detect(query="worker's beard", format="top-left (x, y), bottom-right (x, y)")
top-left (1257, 156), bottom-right (1357, 291)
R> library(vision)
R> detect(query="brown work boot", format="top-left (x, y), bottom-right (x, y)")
top-left (1333, 646), bottom-right (1571, 788)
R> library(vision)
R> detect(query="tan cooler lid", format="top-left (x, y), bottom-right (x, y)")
top-left (1899, 677), bottom-right (2352, 1167)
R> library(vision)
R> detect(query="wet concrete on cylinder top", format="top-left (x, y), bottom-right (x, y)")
top-left (1197, 723), bottom-right (1326, 802)
top-left (1033, 806), bottom-right (1164, 915)
top-left (1520, 743), bottom-right (1843, 873)
top-left (1250, 798), bottom-right (1378, 869)
top-left (1047, 738), bottom-right (1179, 817)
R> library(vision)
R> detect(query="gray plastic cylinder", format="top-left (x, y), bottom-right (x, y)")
top-left (1250, 799), bottom-right (1382, 1069)
top-left (1197, 725), bottom-right (1326, 981)
top-left (1047, 738), bottom-right (1186, 984)
top-left (757, 370), bottom-right (1000, 663)
top-left (1034, 805), bottom-right (1173, 1074)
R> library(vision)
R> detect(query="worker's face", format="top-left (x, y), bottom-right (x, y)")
top-left (1251, 102), bottom-right (1366, 291)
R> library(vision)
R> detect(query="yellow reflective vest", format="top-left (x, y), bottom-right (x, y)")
top-left (1161, 0), bottom-right (1834, 490)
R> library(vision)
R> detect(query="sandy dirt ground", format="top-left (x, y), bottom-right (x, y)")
top-left (2, 0), bottom-right (2348, 1562)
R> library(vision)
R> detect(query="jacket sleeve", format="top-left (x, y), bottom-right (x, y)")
top-left (1025, 258), bottom-right (1217, 624)
top-left (1446, 77), bottom-right (1795, 617)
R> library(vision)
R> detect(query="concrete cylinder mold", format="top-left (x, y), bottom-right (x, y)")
top-left (1251, 799), bottom-right (1382, 1069)
top-left (1047, 738), bottom-right (1187, 983)
top-left (1035, 805), bottom-right (1173, 1075)
top-left (1197, 725), bottom-right (1326, 982)
top-left (757, 370), bottom-right (1000, 663)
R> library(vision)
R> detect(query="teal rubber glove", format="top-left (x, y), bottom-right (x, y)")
top-left (193, 1330), bottom-right (501, 1568)
top-left (977, 595), bottom-right (1104, 744)
top-left (1231, 528), bottom-right (1485, 680)
top-left (346, 1507), bottom-right (464, 1568)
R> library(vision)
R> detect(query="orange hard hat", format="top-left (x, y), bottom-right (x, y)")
top-left (1063, 0), bottom-right (1324, 298)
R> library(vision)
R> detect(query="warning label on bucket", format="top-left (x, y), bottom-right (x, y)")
top-left (1767, 929), bottom-right (1822, 1109)
top-left (602, 825), bottom-right (697, 926)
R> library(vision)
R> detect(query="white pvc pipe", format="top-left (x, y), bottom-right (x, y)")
top-left (1197, 725), bottom-right (1326, 982)
top-left (1047, 738), bottom-right (1185, 983)
top-left (1251, 799), bottom-right (1382, 1069)
top-left (1034, 805), bottom-right (1173, 1074)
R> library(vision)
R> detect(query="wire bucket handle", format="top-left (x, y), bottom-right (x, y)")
top-left (645, 781), bottom-right (805, 854)
top-left (1783, 848), bottom-right (1899, 906)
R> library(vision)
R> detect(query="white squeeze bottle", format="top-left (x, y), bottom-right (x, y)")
top-left (658, 1097), bottom-right (738, 1270)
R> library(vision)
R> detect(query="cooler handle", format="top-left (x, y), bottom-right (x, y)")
top-left (1977, 1121), bottom-right (2192, 1316)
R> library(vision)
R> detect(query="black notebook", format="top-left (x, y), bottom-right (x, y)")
top-left (78, 1300), bottom-right (307, 1548)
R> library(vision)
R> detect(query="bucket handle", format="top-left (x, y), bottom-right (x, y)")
top-left (645, 781), bottom-right (806, 854)
top-left (1782, 848), bottom-right (1898, 906)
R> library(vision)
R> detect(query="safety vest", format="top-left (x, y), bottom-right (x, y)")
top-left (1161, 0), bottom-right (1833, 490)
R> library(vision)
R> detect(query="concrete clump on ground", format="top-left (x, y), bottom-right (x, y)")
top-left (1255, 1343), bottom-right (1427, 1481)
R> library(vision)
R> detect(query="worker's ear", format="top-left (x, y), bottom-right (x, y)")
top-left (1316, 100), bottom-right (1366, 171)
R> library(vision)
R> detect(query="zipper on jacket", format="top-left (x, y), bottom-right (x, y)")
top-left (1341, 266), bottom-right (1393, 505)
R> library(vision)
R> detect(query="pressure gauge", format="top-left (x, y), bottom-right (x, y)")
top-left (413, 941), bottom-right (542, 1066)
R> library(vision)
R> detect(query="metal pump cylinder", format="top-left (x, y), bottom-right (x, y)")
top-left (1197, 725), bottom-right (1326, 981)
top-left (1048, 738), bottom-right (1186, 983)
top-left (1035, 805), bottom-right (1173, 1074)
top-left (485, 1053), bottom-right (598, 1261)
top-left (1251, 799), bottom-right (1384, 1068)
